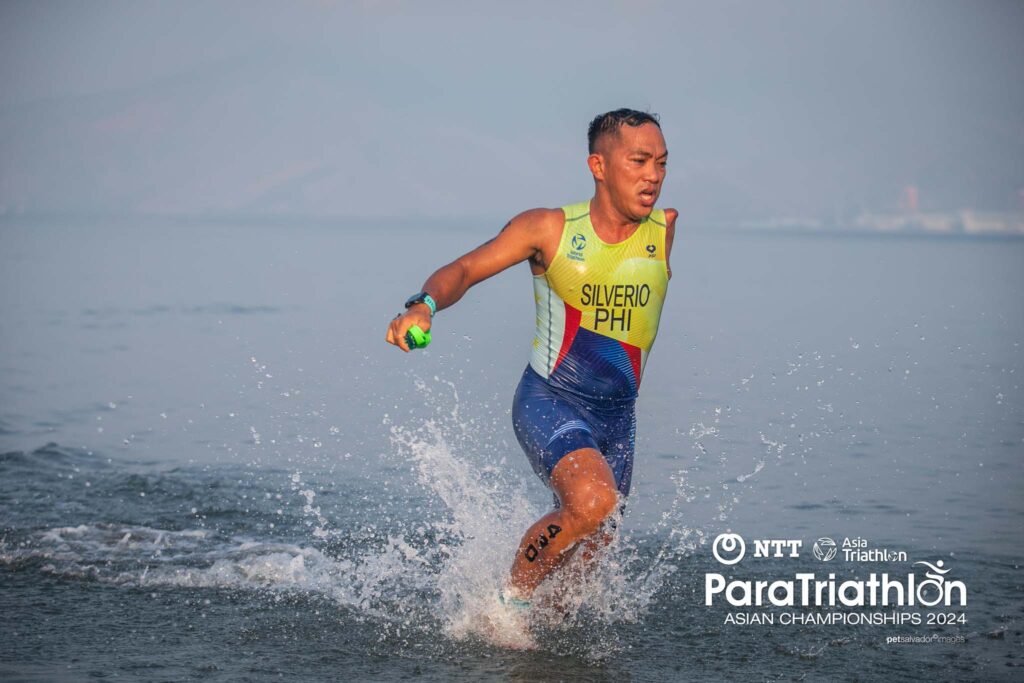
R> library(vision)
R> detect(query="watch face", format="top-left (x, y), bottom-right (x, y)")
top-left (405, 292), bottom-right (426, 308)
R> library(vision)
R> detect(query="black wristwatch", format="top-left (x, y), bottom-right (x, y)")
top-left (404, 291), bottom-right (437, 316)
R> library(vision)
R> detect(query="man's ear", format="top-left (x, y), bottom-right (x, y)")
top-left (587, 152), bottom-right (605, 181)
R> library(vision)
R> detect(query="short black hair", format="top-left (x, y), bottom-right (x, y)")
top-left (587, 109), bottom-right (661, 153)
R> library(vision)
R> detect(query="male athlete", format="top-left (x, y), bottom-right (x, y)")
top-left (386, 109), bottom-right (676, 611)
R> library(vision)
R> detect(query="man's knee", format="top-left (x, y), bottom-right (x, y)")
top-left (566, 481), bottom-right (619, 536)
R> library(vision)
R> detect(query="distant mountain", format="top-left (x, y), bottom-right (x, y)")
top-left (0, 51), bottom-right (577, 220)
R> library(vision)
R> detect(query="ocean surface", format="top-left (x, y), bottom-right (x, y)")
top-left (1, 219), bottom-right (1022, 681)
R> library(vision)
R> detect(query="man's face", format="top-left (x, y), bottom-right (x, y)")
top-left (593, 122), bottom-right (668, 220)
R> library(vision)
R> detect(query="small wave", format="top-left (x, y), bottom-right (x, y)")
top-left (736, 460), bottom-right (765, 483)
top-left (184, 303), bottom-right (288, 316)
top-left (0, 442), bottom-right (105, 469)
top-left (0, 523), bottom-right (435, 624)
top-left (79, 303), bottom-right (289, 318)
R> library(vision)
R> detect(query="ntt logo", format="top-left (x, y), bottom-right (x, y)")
top-left (711, 533), bottom-right (803, 565)
top-left (712, 533), bottom-right (746, 565)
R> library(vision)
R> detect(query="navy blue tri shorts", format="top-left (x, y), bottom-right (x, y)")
top-left (511, 364), bottom-right (636, 498)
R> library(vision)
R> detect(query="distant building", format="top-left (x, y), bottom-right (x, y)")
top-left (961, 211), bottom-right (1024, 235)
top-left (900, 185), bottom-right (919, 212)
top-left (852, 210), bottom-right (1024, 235)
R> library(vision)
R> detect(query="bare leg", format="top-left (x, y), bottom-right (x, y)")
top-left (560, 527), bottom-right (615, 583)
top-left (507, 448), bottom-right (618, 597)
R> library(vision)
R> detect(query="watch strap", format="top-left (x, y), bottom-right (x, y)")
top-left (405, 292), bottom-right (437, 316)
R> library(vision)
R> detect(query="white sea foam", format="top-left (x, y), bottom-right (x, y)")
top-left (1, 523), bottom-right (433, 624)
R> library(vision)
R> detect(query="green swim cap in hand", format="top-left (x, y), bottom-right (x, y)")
top-left (405, 324), bottom-right (431, 350)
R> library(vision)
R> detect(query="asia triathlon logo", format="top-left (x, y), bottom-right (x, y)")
top-left (646, 243), bottom-right (657, 257)
top-left (712, 532), bottom-right (746, 565)
top-left (813, 537), bottom-right (837, 562)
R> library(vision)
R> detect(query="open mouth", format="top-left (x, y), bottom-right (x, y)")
top-left (639, 188), bottom-right (657, 205)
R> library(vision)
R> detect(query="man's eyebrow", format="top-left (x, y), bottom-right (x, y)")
top-left (628, 149), bottom-right (670, 159)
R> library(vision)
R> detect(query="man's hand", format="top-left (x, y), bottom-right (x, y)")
top-left (385, 304), bottom-right (432, 352)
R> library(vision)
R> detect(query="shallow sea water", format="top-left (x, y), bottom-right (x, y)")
top-left (1, 220), bottom-right (1022, 680)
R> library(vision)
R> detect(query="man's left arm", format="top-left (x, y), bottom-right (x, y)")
top-left (664, 208), bottom-right (678, 280)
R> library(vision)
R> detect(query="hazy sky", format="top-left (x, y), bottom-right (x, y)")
top-left (1, 0), bottom-right (1022, 223)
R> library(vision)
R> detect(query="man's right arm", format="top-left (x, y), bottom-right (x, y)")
top-left (385, 208), bottom-right (561, 352)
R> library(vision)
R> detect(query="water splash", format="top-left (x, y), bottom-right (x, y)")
top-left (385, 378), bottom-right (705, 657)
top-left (1, 377), bottom-right (707, 658)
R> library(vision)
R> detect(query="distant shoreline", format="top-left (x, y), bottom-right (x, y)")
top-left (2, 212), bottom-right (1023, 241)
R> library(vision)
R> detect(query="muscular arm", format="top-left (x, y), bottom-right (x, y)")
top-left (386, 208), bottom-right (562, 351)
top-left (421, 208), bottom-right (555, 311)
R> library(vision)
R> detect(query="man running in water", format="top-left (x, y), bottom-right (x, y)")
top-left (386, 109), bottom-right (676, 610)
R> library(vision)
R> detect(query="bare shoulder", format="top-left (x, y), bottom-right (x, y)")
top-left (504, 207), bottom-right (564, 273)
top-left (476, 207), bottom-right (562, 249)
top-left (508, 207), bottom-right (564, 237)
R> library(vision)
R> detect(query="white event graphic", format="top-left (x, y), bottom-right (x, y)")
top-left (706, 533), bottom-right (968, 609)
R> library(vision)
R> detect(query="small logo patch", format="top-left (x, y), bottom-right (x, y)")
top-left (646, 244), bottom-right (657, 257)
top-left (567, 233), bottom-right (587, 262)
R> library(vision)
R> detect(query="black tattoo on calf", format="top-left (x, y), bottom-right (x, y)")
top-left (523, 524), bottom-right (563, 562)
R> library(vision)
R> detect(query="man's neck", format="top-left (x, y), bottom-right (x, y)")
top-left (589, 193), bottom-right (641, 244)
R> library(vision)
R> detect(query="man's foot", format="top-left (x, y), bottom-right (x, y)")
top-left (498, 587), bottom-right (533, 612)
top-left (472, 587), bottom-right (535, 650)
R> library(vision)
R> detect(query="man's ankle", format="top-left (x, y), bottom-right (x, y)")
top-left (500, 583), bottom-right (533, 609)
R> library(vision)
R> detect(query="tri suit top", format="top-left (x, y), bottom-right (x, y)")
top-left (512, 200), bottom-right (670, 497)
